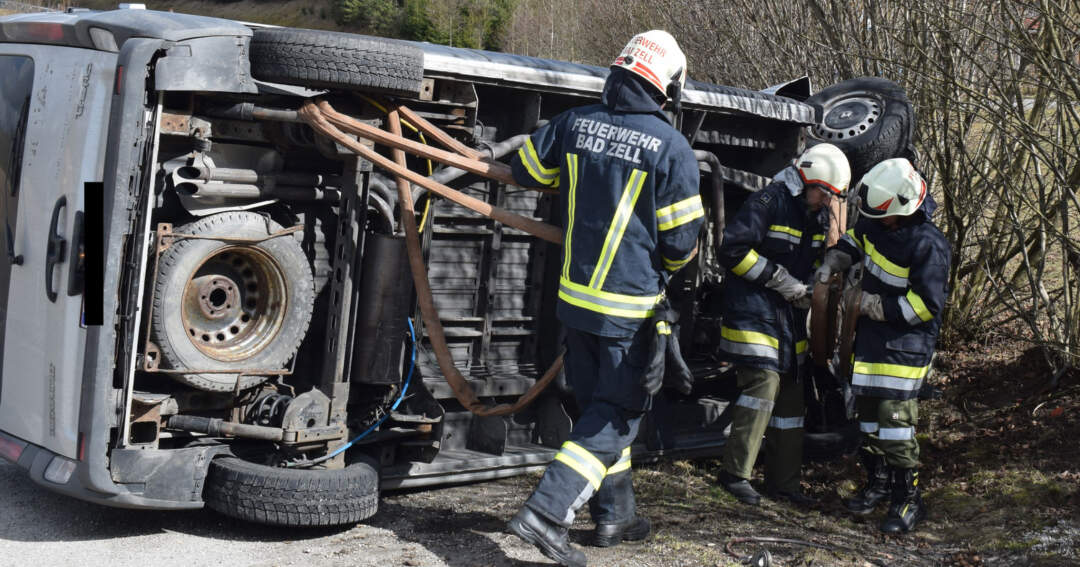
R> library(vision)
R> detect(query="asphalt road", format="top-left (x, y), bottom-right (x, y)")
top-left (0, 460), bottom-right (664, 567)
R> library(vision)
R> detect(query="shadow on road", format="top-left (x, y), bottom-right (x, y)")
top-left (0, 461), bottom-right (349, 543)
top-left (372, 499), bottom-right (550, 567)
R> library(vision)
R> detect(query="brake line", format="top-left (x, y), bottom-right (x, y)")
top-left (287, 318), bottom-right (418, 468)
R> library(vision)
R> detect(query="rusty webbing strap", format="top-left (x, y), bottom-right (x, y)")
top-left (301, 101), bottom-right (562, 244)
top-left (317, 100), bottom-right (517, 187)
top-left (300, 101), bottom-right (563, 416)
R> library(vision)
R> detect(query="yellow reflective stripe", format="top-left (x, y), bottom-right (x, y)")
top-left (525, 137), bottom-right (559, 176)
top-left (731, 249), bottom-right (760, 276)
top-left (863, 237), bottom-right (909, 279)
top-left (656, 321), bottom-right (671, 335)
top-left (562, 153), bottom-right (579, 279)
top-left (560, 277), bottom-right (661, 305)
top-left (607, 446), bottom-right (632, 475)
top-left (559, 277), bottom-right (661, 318)
top-left (563, 441), bottom-right (606, 477)
top-left (906, 289), bottom-right (933, 322)
top-left (663, 254), bottom-right (693, 271)
top-left (517, 138), bottom-right (559, 185)
top-left (813, 233), bottom-right (825, 241)
top-left (852, 360), bottom-right (931, 379)
top-left (768, 224), bottom-right (803, 238)
top-left (796, 340), bottom-right (808, 354)
top-left (554, 453), bottom-right (602, 490)
top-left (721, 326), bottom-right (780, 349)
top-left (657, 195), bottom-right (704, 231)
top-left (590, 169), bottom-right (647, 289)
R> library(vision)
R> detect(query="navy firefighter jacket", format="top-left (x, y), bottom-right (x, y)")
top-left (833, 198), bottom-right (951, 400)
top-left (510, 68), bottom-right (704, 338)
top-left (716, 171), bottom-right (828, 374)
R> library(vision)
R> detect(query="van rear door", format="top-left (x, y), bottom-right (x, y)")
top-left (0, 45), bottom-right (116, 460)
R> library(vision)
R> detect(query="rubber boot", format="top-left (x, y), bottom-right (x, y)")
top-left (508, 507), bottom-right (587, 567)
top-left (717, 470), bottom-right (761, 505)
top-left (845, 453), bottom-right (890, 515)
top-left (880, 468), bottom-right (925, 534)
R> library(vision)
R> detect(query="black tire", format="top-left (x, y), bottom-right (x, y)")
top-left (204, 456), bottom-right (379, 527)
top-left (151, 212), bottom-right (314, 392)
top-left (806, 77), bottom-right (914, 182)
top-left (250, 28), bottom-right (424, 97)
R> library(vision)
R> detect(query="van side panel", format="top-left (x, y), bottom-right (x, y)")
top-left (0, 45), bottom-right (115, 460)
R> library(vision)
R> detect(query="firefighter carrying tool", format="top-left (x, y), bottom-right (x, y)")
top-left (715, 143), bottom-right (851, 507)
top-left (817, 158), bottom-right (950, 533)
top-left (505, 30), bottom-right (704, 567)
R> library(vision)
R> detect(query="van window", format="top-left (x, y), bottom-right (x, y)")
top-left (0, 55), bottom-right (34, 405)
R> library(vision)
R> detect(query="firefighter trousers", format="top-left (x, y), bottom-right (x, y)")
top-left (721, 366), bottom-right (805, 492)
top-left (856, 396), bottom-right (919, 468)
top-left (524, 326), bottom-right (648, 527)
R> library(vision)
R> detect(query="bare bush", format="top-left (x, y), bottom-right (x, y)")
top-left (505, 0), bottom-right (1080, 383)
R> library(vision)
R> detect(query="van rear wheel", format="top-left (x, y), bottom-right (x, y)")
top-left (204, 455), bottom-right (380, 527)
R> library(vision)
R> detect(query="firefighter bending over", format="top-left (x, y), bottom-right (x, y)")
top-left (817, 158), bottom-right (950, 533)
top-left (715, 143), bottom-right (851, 506)
top-left (506, 30), bottom-right (704, 567)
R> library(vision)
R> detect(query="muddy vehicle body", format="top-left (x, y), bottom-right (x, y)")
top-left (0, 8), bottom-right (913, 525)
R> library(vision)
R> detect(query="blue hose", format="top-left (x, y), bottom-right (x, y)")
top-left (289, 318), bottom-right (417, 467)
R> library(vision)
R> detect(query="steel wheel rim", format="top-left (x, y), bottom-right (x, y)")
top-left (180, 246), bottom-right (289, 362)
top-left (811, 91), bottom-right (883, 141)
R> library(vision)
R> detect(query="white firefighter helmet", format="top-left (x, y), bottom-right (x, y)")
top-left (857, 158), bottom-right (927, 218)
top-left (797, 143), bottom-right (851, 197)
top-left (611, 30), bottom-right (687, 100)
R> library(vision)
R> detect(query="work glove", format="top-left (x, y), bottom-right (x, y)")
top-left (662, 314), bottom-right (694, 396)
top-left (859, 291), bottom-right (886, 321)
top-left (815, 249), bottom-right (855, 284)
top-left (641, 316), bottom-right (670, 397)
top-left (765, 265), bottom-right (811, 305)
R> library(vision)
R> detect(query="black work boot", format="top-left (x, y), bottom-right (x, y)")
top-left (717, 470), bottom-right (761, 505)
top-left (508, 507), bottom-right (587, 567)
top-left (845, 453), bottom-right (890, 515)
top-left (768, 487), bottom-right (817, 507)
top-left (592, 516), bottom-right (651, 547)
top-left (880, 468), bottom-right (925, 534)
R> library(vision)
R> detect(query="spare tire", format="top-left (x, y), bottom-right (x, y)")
top-left (204, 455), bottom-right (379, 527)
top-left (250, 28), bottom-right (424, 97)
top-left (806, 77), bottom-right (914, 182)
top-left (151, 211), bottom-right (314, 392)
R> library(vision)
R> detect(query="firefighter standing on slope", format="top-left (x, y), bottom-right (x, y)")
top-left (715, 143), bottom-right (851, 506)
top-left (506, 30), bottom-right (704, 567)
top-left (816, 158), bottom-right (950, 533)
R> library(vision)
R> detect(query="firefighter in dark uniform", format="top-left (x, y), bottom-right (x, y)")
top-left (817, 158), bottom-right (950, 533)
top-left (715, 143), bottom-right (851, 506)
top-left (505, 30), bottom-right (704, 567)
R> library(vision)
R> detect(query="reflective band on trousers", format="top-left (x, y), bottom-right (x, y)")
top-left (768, 416), bottom-right (804, 430)
top-left (553, 441), bottom-right (606, 490)
top-left (656, 195), bottom-right (705, 231)
top-left (736, 394), bottom-right (775, 413)
top-left (558, 277), bottom-right (661, 319)
top-left (607, 446), bottom-right (632, 476)
top-left (879, 426), bottom-right (915, 441)
top-left (860, 421), bottom-right (880, 433)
